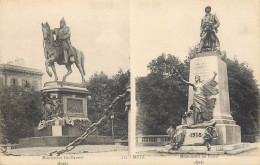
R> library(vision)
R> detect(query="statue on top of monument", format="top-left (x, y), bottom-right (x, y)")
top-left (51, 17), bottom-right (72, 64)
top-left (198, 6), bottom-right (220, 53)
top-left (179, 72), bottom-right (219, 125)
top-left (41, 18), bottom-right (86, 84)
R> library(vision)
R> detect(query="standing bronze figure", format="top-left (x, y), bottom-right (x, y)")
top-left (41, 19), bottom-right (86, 83)
top-left (198, 6), bottom-right (220, 52)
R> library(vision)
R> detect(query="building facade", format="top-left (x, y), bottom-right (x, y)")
top-left (0, 64), bottom-right (43, 91)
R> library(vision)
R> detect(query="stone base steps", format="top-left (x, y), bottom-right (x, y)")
top-left (161, 143), bottom-right (257, 155)
top-left (19, 135), bottom-right (114, 148)
top-left (225, 146), bottom-right (257, 155)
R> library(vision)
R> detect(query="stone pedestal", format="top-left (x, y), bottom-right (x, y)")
top-left (42, 81), bottom-right (90, 119)
top-left (182, 128), bottom-right (205, 145)
top-left (38, 81), bottom-right (92, 137)
top-left (213, 124), bottom-right (241, 145)
top-left (189, 52), bottom-right (232, 121)
top-left (186, 52), bottom-right (241, 145)
top-left (19, 135), bottom-right (114, 148)
top-left (19, 81), bottom-right (113, 147)
top-left (52, 125), bottom-right (62, 136)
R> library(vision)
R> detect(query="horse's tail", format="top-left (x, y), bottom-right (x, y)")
top-left (80, 51), bottom-right (86, 75)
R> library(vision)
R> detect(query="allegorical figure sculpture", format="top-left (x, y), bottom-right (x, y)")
top-left (41, 93), bottom-right (62, 120)
top-left (41, 18), bottom-right (86, 83)
top-left (198, 6), bottom-right (220, 52)
top-left (179, 72), bottom-right (219, 124)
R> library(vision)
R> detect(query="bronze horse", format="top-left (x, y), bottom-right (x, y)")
top-left (41, 22), bottom-right (86, 83)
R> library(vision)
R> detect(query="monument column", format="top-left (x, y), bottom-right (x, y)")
top-left (188, 52), bottom-right (241, 145)
top-left (168, 6), bottom-right (252, 152)
top-left (188, 52), bottom-right (234, 123)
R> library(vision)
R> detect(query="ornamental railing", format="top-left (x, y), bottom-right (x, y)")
top-left (136, 135), bottom-right (170, 146)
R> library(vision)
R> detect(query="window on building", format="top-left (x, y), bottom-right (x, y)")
top-left (0, 77), bottom-right (3, 87)
top-left (32, 80), bottom-right (38, 90)
top-left (10, 78), bottom-right (18, 86)
top-left (22, 79), bottom-right (31, 88)
top-left (22, 79), bottom-right (26, 87)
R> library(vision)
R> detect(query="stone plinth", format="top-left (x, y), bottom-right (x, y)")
top-left (182, 129), bottom-right (205, 145)
top-left (185, 52), bottom-right (241, 145)
top-left (177, 124), bottom-right (241, 146)
top-left (34, 118), bottom-right (94, 137)
top-left (36, 81), bottom-right (93, 137)
top-left (189, 52), bottom-right (232, 121)
top-left (213, 124), bottom-right (241, 145)
top-left (52, 125), bottom-right (62, 136)
top-left (42, 81), bottom-right (90, 118)
top-left (19, 81), bottom-right (108, 148)
top-left (163, 143), bottom-right (256, 155)
top-left (19, 135), bottom-right (114, 148)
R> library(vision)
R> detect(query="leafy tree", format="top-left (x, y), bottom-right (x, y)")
top-left (0, 86), bottom-right (42, 144)
top-left (87, 69), bottom-right (129, 139)
top-left (137, 50), bottom-right (259, 142)
top-left (136, 54), bottom-right (188, 135)
top-left (225, 57), bottom-right (259, 142)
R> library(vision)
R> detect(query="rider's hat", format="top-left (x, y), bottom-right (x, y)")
top-left (60, 17), bottom-right (66, 25)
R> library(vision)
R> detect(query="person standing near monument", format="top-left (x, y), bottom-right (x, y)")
top-left (198, 6), bottom-right (220, 52)
top-left (166, 126), bottom-right (175, 143)
top-left (179, 72), bottom-right (219, 124)
top-left (51, 17), bottom-right (72, 64)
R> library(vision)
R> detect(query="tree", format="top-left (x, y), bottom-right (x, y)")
top-left (225, 57), bottom-right (259, 142)
top-left (137, 50), bottom-right (259, 142)
top-left (0, 86), bottom-right (42, 144)
top-left (87, 69), bottom-right (129, 139)
top-left (136, 54), bottom-right (188, 135)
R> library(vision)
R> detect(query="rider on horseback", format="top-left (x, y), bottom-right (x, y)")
top-left (51, 17), bottom-right (74, 64)
top-left (42, 20), bottom-right (86, 83)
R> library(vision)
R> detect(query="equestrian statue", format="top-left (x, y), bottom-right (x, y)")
top-left (41, 18), bottom-right (86, 83)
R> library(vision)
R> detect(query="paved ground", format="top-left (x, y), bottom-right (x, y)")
top-left (1, 144), bottom-right (260, 165)
top-left (135, 142), bottom-right (260, 157)
top-left (1, 145), bottom-right (128, 156)
top-left (1, 143), bottom-right (260, 157)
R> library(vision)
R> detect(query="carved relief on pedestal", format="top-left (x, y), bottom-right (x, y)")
top-left (67, 98), bottom-right (83, 114)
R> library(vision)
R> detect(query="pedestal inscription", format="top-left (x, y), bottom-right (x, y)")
top-left (67, 98), bottom-right (83, 113)
top-left (183, 129), bottom-right (205, 145)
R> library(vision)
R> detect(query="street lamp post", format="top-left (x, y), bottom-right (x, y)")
top-left (110, 113), bottom-right (114, 139)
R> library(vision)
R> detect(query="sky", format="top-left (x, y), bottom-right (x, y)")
top-left (0, 0), bottom-right (259, 83)
top-left (0, 0), bottom-right (129, 83)
top-left (130, 0), bottom-right (260, 81)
